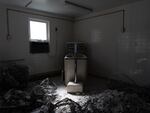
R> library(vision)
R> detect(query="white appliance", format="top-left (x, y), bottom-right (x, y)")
top-left (64, 42), bottom-right (87, 93)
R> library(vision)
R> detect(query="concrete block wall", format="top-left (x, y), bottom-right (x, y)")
top-left (73, 0), bottom-right (150, 86)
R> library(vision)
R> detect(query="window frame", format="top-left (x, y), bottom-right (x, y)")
top-left (28, 18), bottom-right (50, 42)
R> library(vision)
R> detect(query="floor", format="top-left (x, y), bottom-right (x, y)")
top-left (47, 75), bottom-right (150, 105)
top-left (47, 76), bottom-right (120, 105)
top-left (1, 75), bottom-right (150, 113)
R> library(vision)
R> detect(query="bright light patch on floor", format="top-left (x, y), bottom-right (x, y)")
top-left (54, 86), bottom-right (89, 106)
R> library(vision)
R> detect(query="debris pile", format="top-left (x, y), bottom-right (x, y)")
top-left (40, 78), bottom-right (57, 91)
top-left (30, 78), bottom-right (58, 113)
top-left (0, 89), bottom-right (31, 113)
top-left (83, 90), bottom-right (150, 113)
top-left (54, 98), bottom-right (82, 113)
top-left (32, 89), bottom-right (150, 113)
top-left (30, 78), bottom-right (57, 105)
top-left (31, 102), bottom-right (54, 113)
top-left (108, 80), bottom-right (150, 103)
top-left (40, 78), bottom-right (57, 102)
top-left (3, 89), bottom-right (30, 107)
top-left (0, 78), bottom-right (57, 113)
top-left (0, 77), bottom-right (150, 113)
top-left (0, 64), bottom-right (29, 89)
top-left (30, 85), bottom-right (46, 108)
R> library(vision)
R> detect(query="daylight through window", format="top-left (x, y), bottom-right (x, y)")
top-left (29, 19), bottom-right (49, 42)
top-left (29, 18), bottom-right (50, 53)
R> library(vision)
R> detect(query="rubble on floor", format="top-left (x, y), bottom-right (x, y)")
top-left (0, 64), bottom-right (29, 90)
top-left (54, 98), bottom-right (82, 113)
top-left (40, 78), bottom-right (57, 90)
top-left (31, 102), bottom-right (54, 113)
top-left (0, 78), bottom-right (57, 113)
top-left (83, 90), bottom-right (150, 113)
top-left (0, 77), bottom-right (150, 113)
top-left (3, 89), bottom-right (30, 107)
top-left (30, 82), bottom-right (150, 113)
top-left (30, 85), bottom-right (46, 108)
top-left (108, 79), bottom-right (150, 103)
top-left (0, 89), bottom-right (31, 113)
top-left (31, 78), bottom-right (57, 104)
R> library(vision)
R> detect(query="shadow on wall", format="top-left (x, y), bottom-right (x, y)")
top-left (88, 58), bottom-right (112, 76)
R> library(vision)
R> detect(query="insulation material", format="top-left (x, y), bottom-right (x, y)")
top-left (0, 78), bottom-right (150, 113)
top-left (83, 90), bottom-right (150, 113)
top-left (0, 64), bottom-right (29, 89)
top-left (54, 98), bottom-right (82, 113)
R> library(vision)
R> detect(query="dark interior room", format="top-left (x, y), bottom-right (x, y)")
top-left (0, 0), bottom-right (150, 113)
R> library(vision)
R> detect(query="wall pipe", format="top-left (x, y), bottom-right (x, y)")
top-left (122, 9), bottom-right (126, 32)
top-left (6, 8), bottom-right (74, 39)
top-left (76, 9), bottom-right (126, 33)
top-left (65, 0), bottom-right (93, 12)
top-left (25, 0), bottom-right (32, 8)
top-left (6, 8), bottom-right (10, 40)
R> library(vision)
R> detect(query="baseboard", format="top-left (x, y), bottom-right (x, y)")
top-left (29, 70), bottom-right (61, 82)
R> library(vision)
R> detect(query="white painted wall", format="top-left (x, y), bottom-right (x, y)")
top-left (1, 0), bottom-right (150, 86)
top-left (74, 0), bottom-right (150, 86)
top-left (0, 4), bottom-right (73, 75)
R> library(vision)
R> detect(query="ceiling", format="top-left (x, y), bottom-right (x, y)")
top-left (0, 0), bottom-right (141, 17)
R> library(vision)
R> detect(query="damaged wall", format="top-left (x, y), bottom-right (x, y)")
top-left (74, 0), bottom-right (150, 86)
top-left (0, 4), bottom-right (73, 75)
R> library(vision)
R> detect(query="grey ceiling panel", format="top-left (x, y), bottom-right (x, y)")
top-left (0, 0), bottom-right (142, 17)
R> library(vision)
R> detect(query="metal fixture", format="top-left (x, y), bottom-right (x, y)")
top-left (6, 9), bottom-right (10, 40)
top-left (6, 8), bottom-right (73, 39)
top-left (76, 9), bottom-right (126, 33)
top-left (25, 0), bottom-right (32, 7)
top-left (122, 9), bottom-right (126, 33)
top-left (65, 0), bottom-right (93, 12)
top-left (64, 42), bottom-right (87, 93)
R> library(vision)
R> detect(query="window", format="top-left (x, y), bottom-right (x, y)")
top-left (29, 18), bottom-right (50, 53)
top-left (29, 19), bottom-right (49, 42)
